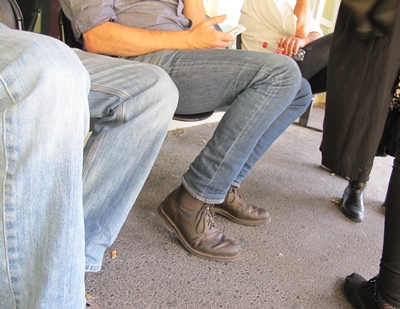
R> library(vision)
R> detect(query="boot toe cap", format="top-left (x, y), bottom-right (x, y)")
top-left (341, 204), bottom-right (365, 222)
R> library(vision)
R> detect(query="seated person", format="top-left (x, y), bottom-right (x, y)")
top-left (0, 22), bottom-right (177, 308)
top-left (60, 0), bottom-right (313, 262)
top-left (239, 0), bottom-right (332, 92)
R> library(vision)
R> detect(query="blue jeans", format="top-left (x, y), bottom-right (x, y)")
top-left (76, 50), bottom-right (178, 272)
top-left (132, 49), bottom-right (312, 203)
top-left (0, 26), bottom-right (178, 308)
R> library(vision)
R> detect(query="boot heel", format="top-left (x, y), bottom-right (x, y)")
top-left (157, 205), bottom-right (174, 233)
top-left (157, 185), bottom-right (240, 261)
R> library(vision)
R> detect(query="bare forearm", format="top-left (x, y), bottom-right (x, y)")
top-left (83, 22), bottom-right (193, 56)
top-left (293, 0), bottom-right (311, 38)
top-left (83, 16), bottom-right (233, 57)
top-left (183, 0), bottom-right (206, 25)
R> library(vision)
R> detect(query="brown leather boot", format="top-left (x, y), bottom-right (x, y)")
top-left (214, 186), bottom-right (271, 226)
top-left (157, 185), bottom-right (240, 262)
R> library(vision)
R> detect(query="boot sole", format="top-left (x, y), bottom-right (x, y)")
top-left (157, 204), bottom-right (240, 262)
top-left (214, 208), bottom-right (271, 226)
top-left (340, 203), bottom-right (365, 222)
top-left (340, 207), bottom-right (365, 223)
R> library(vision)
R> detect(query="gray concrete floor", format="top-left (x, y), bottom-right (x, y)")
top-left (85, 106), bottom-right (393, 308)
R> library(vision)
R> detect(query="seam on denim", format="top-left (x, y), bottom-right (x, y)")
top-left (202, 95), bottom-right (269, 197)
top-left (181, 178), bottom-right (224, 204)
top-left (1, 111), bottom-right (17, 308)
top-left (0, 74), bottom-right (16, 106)
top-left (231, 181), bottom-right (241, 188)
top-left (85, 263), bottom-right (102, 273)
top-left (115, 103), bottom-right (125, 126)
top-left (82, 132), bottom-right (105, 179)
top-left (91, 84), bottom-right (131, 101)
top-left (199, 63), bottom-right (300, 197)
top-left (82, 103), bottom-right (125, 178)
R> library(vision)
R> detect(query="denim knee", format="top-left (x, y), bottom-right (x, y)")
top-left (148, 65), bottom-right (179, 119)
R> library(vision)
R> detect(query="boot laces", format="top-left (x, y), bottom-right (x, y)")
top-left (361, 276), bottom-right (378, 292)
top-left (229, 186), bottom-right (255, 210)
top-left (229, 187), bottom-right (239, 203)
top-left (229, 186), bottom-right (248, 205)
top-left (196, 204), bottom-right (217, 234)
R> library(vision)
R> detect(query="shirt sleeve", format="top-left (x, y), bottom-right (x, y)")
top-left (59, 0), bottom-right (117, 41)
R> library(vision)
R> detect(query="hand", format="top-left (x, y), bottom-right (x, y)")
top-left (187, 15), bottom-right (235, 49)
top-left (278, 36), bottom-right (307, 57)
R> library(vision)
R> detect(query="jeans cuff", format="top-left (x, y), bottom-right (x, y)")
top-left (85, 263), bottom-right (102, 273)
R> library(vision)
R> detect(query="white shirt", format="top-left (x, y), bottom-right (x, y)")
top-left (238, 0), bottom-right (323, 53)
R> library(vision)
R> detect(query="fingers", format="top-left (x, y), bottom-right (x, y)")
top-left (218, 36), bottom-right (233, 48)
top-left (204, 14), bottom-right (227, 27)
top-left (203, 15), bottom-right (234, 45)
top-left (281, 36), bottom-right (301, 56)
top-left (213, 32), bottom-right (233, 49)
top-left (287, 39), bottom-right (300, 56)
top-left (220, 31), bottom-right (235, 43)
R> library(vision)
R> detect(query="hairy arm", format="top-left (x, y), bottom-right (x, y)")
top-left (83, 15), bottom-right (234, 57)
top-left (183, 0), bottom-right (207, 25)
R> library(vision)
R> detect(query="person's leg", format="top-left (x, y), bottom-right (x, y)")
top-left (133, 49), bottom-right (309, 202)
top-left (296, 33), bottom-right (333, 83)
top-left (307, 67), bottom-right (328, 94)
top-left (137, 49), bottom-right (311, 260)
top-left (232, 78), bottom-right (312, 186)
top-left (377, 133), bottom-right (400, 307)
top-left (211, 78), bottom-right (310, 226)
top-left (179, 53), bottom-right (311, 202)
top-left (74, 50), bottom-right (178, 271)
top-left (344, 129), bottom-right (400, 309)
top-left (0, 27), bottom-right (89, 308)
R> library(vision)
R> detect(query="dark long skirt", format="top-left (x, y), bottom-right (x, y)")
top-left (320, 3), bottom-right (400, 182)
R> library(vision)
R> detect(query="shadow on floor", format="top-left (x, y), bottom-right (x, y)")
top-left (86, 107), bottom-right (392, 308)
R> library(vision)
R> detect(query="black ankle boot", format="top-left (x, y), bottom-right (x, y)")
top-left (344, 273), bottom-right (399, 309)
top-left (341, 180), bottom-right (366, 222)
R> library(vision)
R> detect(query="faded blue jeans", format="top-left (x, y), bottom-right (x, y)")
top-left (76, 50), bottom-right (178, 273)
top-left (132, 49), bottom-right (312, 203)
top-left (0, 25), bottom-right (177, 309)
